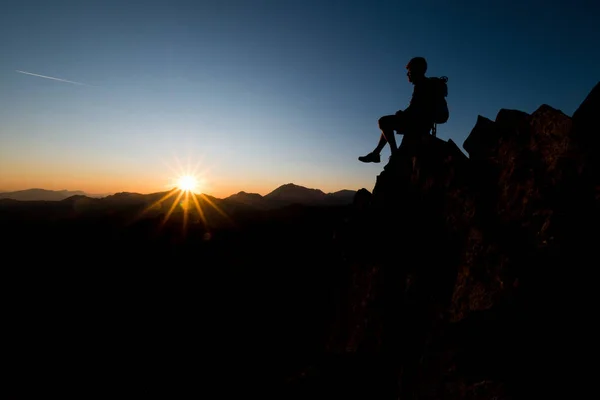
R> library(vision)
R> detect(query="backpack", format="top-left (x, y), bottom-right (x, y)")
top-left (429, 76), bottom-right (449, 124)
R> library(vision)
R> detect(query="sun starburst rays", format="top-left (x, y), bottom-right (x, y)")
top-left (160, 189), bottom-right (186, 229)
top-left (129, 156), bottom-right (232, 236)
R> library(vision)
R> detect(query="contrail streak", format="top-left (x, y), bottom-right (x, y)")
top-left (16, 70), bottom-right (91, 86)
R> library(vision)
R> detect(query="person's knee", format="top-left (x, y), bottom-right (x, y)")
top-left (378, 115), bottom-right (394, 131)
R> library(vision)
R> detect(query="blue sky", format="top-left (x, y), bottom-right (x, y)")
top-left (1, 0), bottom-right (598, 197)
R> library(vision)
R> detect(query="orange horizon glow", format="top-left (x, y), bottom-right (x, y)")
top-left (0, 153), bottom-right (362, 199)
top-left (0, 181), bottom-right (361, 200)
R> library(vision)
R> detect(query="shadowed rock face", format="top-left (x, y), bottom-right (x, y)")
top-left (291, 82), bottom-right (599, 399)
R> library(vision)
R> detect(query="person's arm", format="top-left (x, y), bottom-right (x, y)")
top-left (399, 86), bottom-right (418, 115)
top-left (404, 83), bottom-right (432, 119)
top-left (395, 97), bottom-right (413, 115)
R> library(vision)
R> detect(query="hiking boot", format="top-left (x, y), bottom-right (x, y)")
top-left (358, 152), bottom-right (380, 163)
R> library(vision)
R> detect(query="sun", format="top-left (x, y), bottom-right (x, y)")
top-left (177, 175), bottom-right (199, 192)
top-left (134, 156), bottom-right (233, 236)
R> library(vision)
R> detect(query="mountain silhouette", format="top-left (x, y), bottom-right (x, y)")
top-left (0, 183), bottom-right (355, 232)
top-left (0, 188), bottom-right (86, 201)
top-left (263, 183), bottom-right (357, 206)
top-left (323, 189), bottom-right (356, 205)
top-left (224, 191), bottom-right (270, 210)
top-left (1, 183), bottom-right (356, 209)
top-left (265, 183), bottom-right (327, 203)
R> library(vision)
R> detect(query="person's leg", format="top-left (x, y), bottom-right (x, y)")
top-left (358, 115), bottom-right (398, 163)
top-left (399, 116), bottom-right (433, 150)
top-left (378, 115), bottom-right (398, 153)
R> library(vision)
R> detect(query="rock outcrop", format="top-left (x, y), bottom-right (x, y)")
top-left (290, 82), bottom-right (599, 399)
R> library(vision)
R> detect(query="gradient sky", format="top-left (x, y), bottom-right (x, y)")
top-left (1, 0), bottom-right (598, 198)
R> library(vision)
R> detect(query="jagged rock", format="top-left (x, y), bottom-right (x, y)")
top-left (572, 81), bottom-right (600, 152)
top-left (327, 82), bottom-right (600, 399)
top-left (352, 188), bottom-right (372, 210)
top-left (571, 82), bottom-right (600, 198)
top-left (462, 115), bottom-right (499, 160)
top-left (494, 108), bottom-right (530, 131)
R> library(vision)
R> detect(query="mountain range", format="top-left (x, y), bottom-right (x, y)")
top-left (0, 183), bottom-right (356, 209)
top-left (0, 188), bottom-right (88, 201)
top-left (0, 188), bottom-right (111, 201)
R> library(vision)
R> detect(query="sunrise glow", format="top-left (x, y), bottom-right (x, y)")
top-left (177, 175), bottom-right (198, 192)
top-left (130, 156), bottom-right (232, 234)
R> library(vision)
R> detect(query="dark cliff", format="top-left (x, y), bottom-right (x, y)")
top-left (286, 82), bottom-right (599, 399)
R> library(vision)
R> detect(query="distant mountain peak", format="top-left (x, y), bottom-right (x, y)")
top-left (267, 183), bottom-right (326, 196)
top-left (264, 184), bottom-right (329, 206)
top-left (230, 190), bottom-right (261, 197)
top-left (0, 188), bottom-right (86, 201)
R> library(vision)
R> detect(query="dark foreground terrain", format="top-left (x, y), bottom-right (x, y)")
top-left (4, 82), bottom-right (599, 399)
top-left (3, 196), bottom-right (353, 397)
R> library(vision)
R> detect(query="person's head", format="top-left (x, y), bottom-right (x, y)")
top-left (406, 57), bottom-right (427, 84)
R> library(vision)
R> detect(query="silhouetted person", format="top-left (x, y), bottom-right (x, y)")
top-left (359, 57), bottom-right (436, 163)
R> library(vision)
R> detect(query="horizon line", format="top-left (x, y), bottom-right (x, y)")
top-left (0, 184), bottom-right (361, 199)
